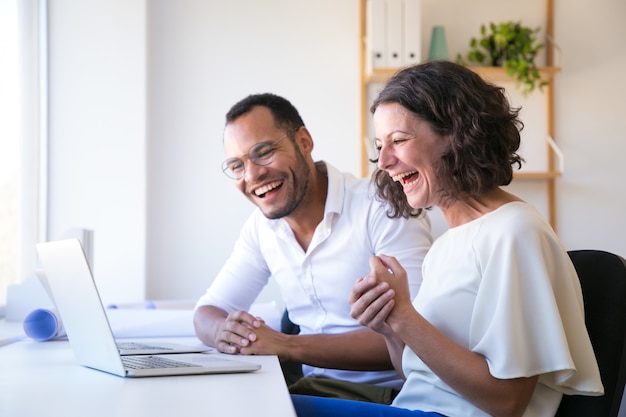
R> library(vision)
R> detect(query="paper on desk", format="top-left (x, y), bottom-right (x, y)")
top-left (106, 309), bottom-right (196, 338)
top-left (20, 307), bottom-right (196, 341)
top-left (22, 301), bottom-right (282, 341)
top-left (109, 301), bottom-right (283, 334)
top-left (106, 301), bottom-right (281, 337)
top-left (106, 299), bottom-right (197, 310)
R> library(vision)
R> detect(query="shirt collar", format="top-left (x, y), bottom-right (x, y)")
top-left (317, 161), bottom-right (344, 217)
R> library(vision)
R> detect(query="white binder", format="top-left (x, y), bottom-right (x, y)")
top-left (367, 0), bottom-right (387, 70)
top-left (366, 0), bottom-right (423, 70)
top-left (403, 0), bottom-right (421, 65)
top-left (385, 0), bottom-right (403, 68)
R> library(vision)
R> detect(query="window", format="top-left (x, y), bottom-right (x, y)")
top-left (0, 0), bottom-right (47, 315)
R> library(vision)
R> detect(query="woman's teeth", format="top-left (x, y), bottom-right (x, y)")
top-left (392, 171), bottom-right (418, 184)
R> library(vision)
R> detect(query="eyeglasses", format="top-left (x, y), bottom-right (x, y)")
top-left (221, 127), bottom-right (300, 180)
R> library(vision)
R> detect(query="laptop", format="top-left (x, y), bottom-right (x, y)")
top-left (36, 238), bottom-right (261, 377)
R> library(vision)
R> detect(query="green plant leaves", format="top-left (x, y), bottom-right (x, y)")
top-left (457, 21), bottom-right (547, 96)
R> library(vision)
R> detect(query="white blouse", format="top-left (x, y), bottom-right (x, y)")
top-left (392, 202), bottom-right (603, 417)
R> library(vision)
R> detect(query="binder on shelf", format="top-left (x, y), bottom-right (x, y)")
top-left (367, 0), bottom-right (387, 70)
top-left (385, 0), bottom-right (403, 68)
top-left (367, 0), bottom-right (422, 71)
top-left (403, 0), bottom-right (421, 65)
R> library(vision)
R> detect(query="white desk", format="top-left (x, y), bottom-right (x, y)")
top-left (0, 320), bottom-right (296, 417)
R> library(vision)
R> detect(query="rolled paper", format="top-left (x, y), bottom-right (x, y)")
top-left (23, 308), bottom-right (67, 342)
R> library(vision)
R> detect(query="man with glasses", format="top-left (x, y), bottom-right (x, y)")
top-left (193, 93), bottom-right (432, 403)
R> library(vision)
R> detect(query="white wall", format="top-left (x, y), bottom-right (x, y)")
top-left (47, 1), bottom-right (147, 303)
top-left (144, 0), bottom-right (360, 303)
top-left (46, 0), bottom-right (626, 305)
top-left (554, 0), bottom-right (626, 254)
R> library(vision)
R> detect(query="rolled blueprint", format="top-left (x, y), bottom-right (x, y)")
top-left (22, 308), bottom-right (67, 342)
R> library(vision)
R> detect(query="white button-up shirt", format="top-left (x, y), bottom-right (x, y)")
top-left (196, 162), bottom-right (432, 386)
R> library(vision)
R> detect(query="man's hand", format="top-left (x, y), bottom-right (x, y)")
top-left (239, 323), bottom-right (291, 361)
top-left (214, 310), bottom-right (264, 354)
top-left (194, 304), bottom-right (395, 371)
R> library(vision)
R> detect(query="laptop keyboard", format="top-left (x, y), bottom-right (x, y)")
top-left (122, 355), bottom-right (197, 370)
top-left (117, 341), bottom-right (173, 352)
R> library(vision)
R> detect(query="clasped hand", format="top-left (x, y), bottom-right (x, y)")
top-left (349, 255), bottom-right (411, 336)
top-left (215, 310), bottom-right (289, 358)
top-left (214, 310), bottom-right (263, 354)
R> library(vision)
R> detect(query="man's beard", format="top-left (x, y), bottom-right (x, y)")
top-left (263, 147), bottom-right (312, 220)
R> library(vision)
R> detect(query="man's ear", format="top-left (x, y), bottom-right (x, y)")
top-left (295, 126), bottom-right (314, 154)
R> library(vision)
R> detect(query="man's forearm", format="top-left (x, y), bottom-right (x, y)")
top-left (193, 305), bottom-right (227, 346)
top-left (198, 307), bottom-right (395, 372)
top-left (287, 329), bottom-right (393, 371)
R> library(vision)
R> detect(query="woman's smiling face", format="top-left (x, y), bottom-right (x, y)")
top-left (373, 102), bottom-right (448, 210)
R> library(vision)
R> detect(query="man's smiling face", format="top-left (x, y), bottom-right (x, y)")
top-left (223, 106), bottom-right (311, 219)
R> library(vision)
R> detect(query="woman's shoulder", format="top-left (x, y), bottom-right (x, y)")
top-left (486, 201), bottom-right (548, 230)
top-left (469, 202), bottom-right (557, 251)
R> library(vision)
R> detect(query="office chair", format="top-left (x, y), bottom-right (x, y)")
top-left (555, 250), bottom-right (626, 417)
top-left (280, 309), bottom-right (303, 385)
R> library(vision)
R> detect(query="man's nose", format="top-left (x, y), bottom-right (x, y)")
top-left (243, 159), bottom-right (267, 181)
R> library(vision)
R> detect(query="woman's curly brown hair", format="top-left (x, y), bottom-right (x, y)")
top-left (370, 61), bottom-right (524, 218)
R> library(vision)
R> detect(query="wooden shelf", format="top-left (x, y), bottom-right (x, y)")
top-left (365, 68), bottom-right (401, 84)
top-left (514, 171), bottom-right (562, 180)
top-left (469, 66), bottom-right (561, 83)
top-left (365, 66), bottom-right (561, 85)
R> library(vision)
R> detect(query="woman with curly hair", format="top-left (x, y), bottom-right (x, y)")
top-left (291, 61), bottom-right (603, 417)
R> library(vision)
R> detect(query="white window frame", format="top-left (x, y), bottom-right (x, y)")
top-left (0, 0), bottom-right (47, 316)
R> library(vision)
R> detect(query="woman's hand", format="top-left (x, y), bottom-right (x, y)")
top-left (348, 255), bottom-right (412, 336)
top-left (374, 255), bottom-right (413, 309)
top-left (349, 274), bottom-right (395, 335)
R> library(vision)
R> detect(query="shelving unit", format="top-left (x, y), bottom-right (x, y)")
top-left (359, 0), bottom-right (561, 230)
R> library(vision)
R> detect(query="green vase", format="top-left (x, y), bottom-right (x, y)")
top-left (428, 26), bottom-right (449, 61)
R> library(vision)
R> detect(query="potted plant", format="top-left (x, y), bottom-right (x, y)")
top-left (457, 21), bottom-right (548, 96)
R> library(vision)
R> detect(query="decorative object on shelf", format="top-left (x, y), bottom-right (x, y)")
top-left (428, 25), bottom-right (449, 61)
top-left (457, 21), bottom-right (547, 96)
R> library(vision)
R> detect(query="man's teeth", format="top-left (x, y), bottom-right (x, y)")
top-left (392, 171), bottom-right (417, 183)
top-left (255, 181), bottom-right (282, 196)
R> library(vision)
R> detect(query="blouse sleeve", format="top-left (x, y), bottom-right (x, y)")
top-left (469, 209), bottom-right (603, 396)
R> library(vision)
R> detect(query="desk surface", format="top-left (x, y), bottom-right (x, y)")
top-left (0, 320), bottom-right (296, 417)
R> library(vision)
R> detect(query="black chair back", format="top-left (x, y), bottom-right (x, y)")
top-left (556, 250), bottom-right (626, 417)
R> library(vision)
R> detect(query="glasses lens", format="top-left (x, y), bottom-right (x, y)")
top-left (249, 142), bottom-right (275, 166)
top-left (222, 158), bottom-right (244, 179)
top-left (221, 129), bottom-right (296, 180)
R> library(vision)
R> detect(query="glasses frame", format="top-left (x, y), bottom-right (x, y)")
top-left (221, 126), bottom-right (301, 180)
